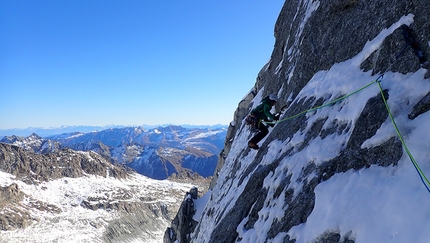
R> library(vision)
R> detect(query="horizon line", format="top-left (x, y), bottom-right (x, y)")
top-left (0, 123), bottom-right (229, 131)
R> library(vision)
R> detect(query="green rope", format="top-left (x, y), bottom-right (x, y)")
top-left (376, 81), bottom-right (430, 193)
top-left (267, 80), bottom-right (378, 124)
top-left (262, 76), bottom-right (430, 193)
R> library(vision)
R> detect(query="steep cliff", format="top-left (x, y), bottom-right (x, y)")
top-left (192, 1), bottom-right (430, 243)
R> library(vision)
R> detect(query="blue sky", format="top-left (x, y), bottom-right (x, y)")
top-left (1, 0), bottom-right (284, 129)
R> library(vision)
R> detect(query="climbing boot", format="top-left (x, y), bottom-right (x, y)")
top-left (248, 142), bottom-right (259, 150)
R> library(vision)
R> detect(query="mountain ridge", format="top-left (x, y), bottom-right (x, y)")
top-left (1, 125), bottom-right (227, 180)
top-left (0, 124), bottom-right (228, 137)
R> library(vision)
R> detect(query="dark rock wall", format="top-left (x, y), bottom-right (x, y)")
top-left (164, 187), bottom-right (199, 243)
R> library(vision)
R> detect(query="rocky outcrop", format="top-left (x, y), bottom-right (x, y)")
top-left (99, 201), bottom-right (170, 243)
top-left (164, 187), bottom-right (199, 243)
top-left (0, 183), bottom-right (62, 231)
top-left (408, 91), bottom-right (430, 119)
top-left (0, 183), bottom-right (30, 230)
top-left (0, 183), bottom-right (22, 205)
top-left (210, 90), bottom-right (257, 189)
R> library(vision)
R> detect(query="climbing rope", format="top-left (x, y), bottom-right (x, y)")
top-left (263, 75), bottom-right (430, 193)
top-left (267, 79), bottom-right (379, 124)
top-left (376, 80), bottom-right (430, 193)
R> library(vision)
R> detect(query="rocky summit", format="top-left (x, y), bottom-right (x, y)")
top-left (166, 1), bottom-right (430, 243)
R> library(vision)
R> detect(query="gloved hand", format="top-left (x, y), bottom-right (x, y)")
top-left (274, 113), bottom-right (280, 121)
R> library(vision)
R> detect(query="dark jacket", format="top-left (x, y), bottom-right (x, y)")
top-left (251, 97), bottom-right (275, 121)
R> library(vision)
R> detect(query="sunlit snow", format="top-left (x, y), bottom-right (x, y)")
top-left (0, 171), bottom-right (195, 243)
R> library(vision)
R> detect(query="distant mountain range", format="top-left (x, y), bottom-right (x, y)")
top-left (0, 124), bottom-right (227, 137)
top-left (1, 125), bottom-right (227, 180)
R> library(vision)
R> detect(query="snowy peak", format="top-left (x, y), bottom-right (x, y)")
top-left (50, 125), bottom-right (226, 154)
top-left (1, 133), bottom-right (62, 154)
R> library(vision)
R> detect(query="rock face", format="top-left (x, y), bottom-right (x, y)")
top-left (164, 187), bottom-right (199, 243)
top-left (189, 1), bottom-right (430, 243)
top-left (100, 201), bottom-right (170, 243)
top-left (0, 183), bottom-right (31, 231)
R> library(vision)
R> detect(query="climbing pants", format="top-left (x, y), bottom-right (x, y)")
top-left (249, 122), bottom-right (269, 145)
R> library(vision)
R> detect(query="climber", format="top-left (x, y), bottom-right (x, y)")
top-left (248, 94), bottom-right (280, 150)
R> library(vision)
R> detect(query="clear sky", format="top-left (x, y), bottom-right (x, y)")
top-left (0, 0), bottom-right (284, 129)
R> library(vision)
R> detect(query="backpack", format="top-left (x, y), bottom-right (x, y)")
top-left (250, 96), bottom-right (273, 119)
top-left (245, 96), bottom-right (273, 132)
top-left (245, 114), bottom-right (260, 133)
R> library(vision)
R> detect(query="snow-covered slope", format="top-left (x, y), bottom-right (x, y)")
top-left (0, 171), bottom-right (196, 243)
top-left (0, 143), bottom-right (199, 243)
top-left (188, 1), bottom-right (430, 243)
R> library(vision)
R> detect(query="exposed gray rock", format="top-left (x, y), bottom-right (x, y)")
top-left (408, 91), bottom-right (430, 119)
top-left (101, 201), bottom-right (170, 243)
top-left (210, 89), bottom-right (257, 190)
top-left (164, 187), bottom-right (199, 243)
top-left (0, 183), bottom-right (62, 231)
top-left (0, 183), bottom-right (31, 231)
top-left (0, 142), bottom-right (127, 232)
top-left (0, 183), bottom-right (22, 205)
